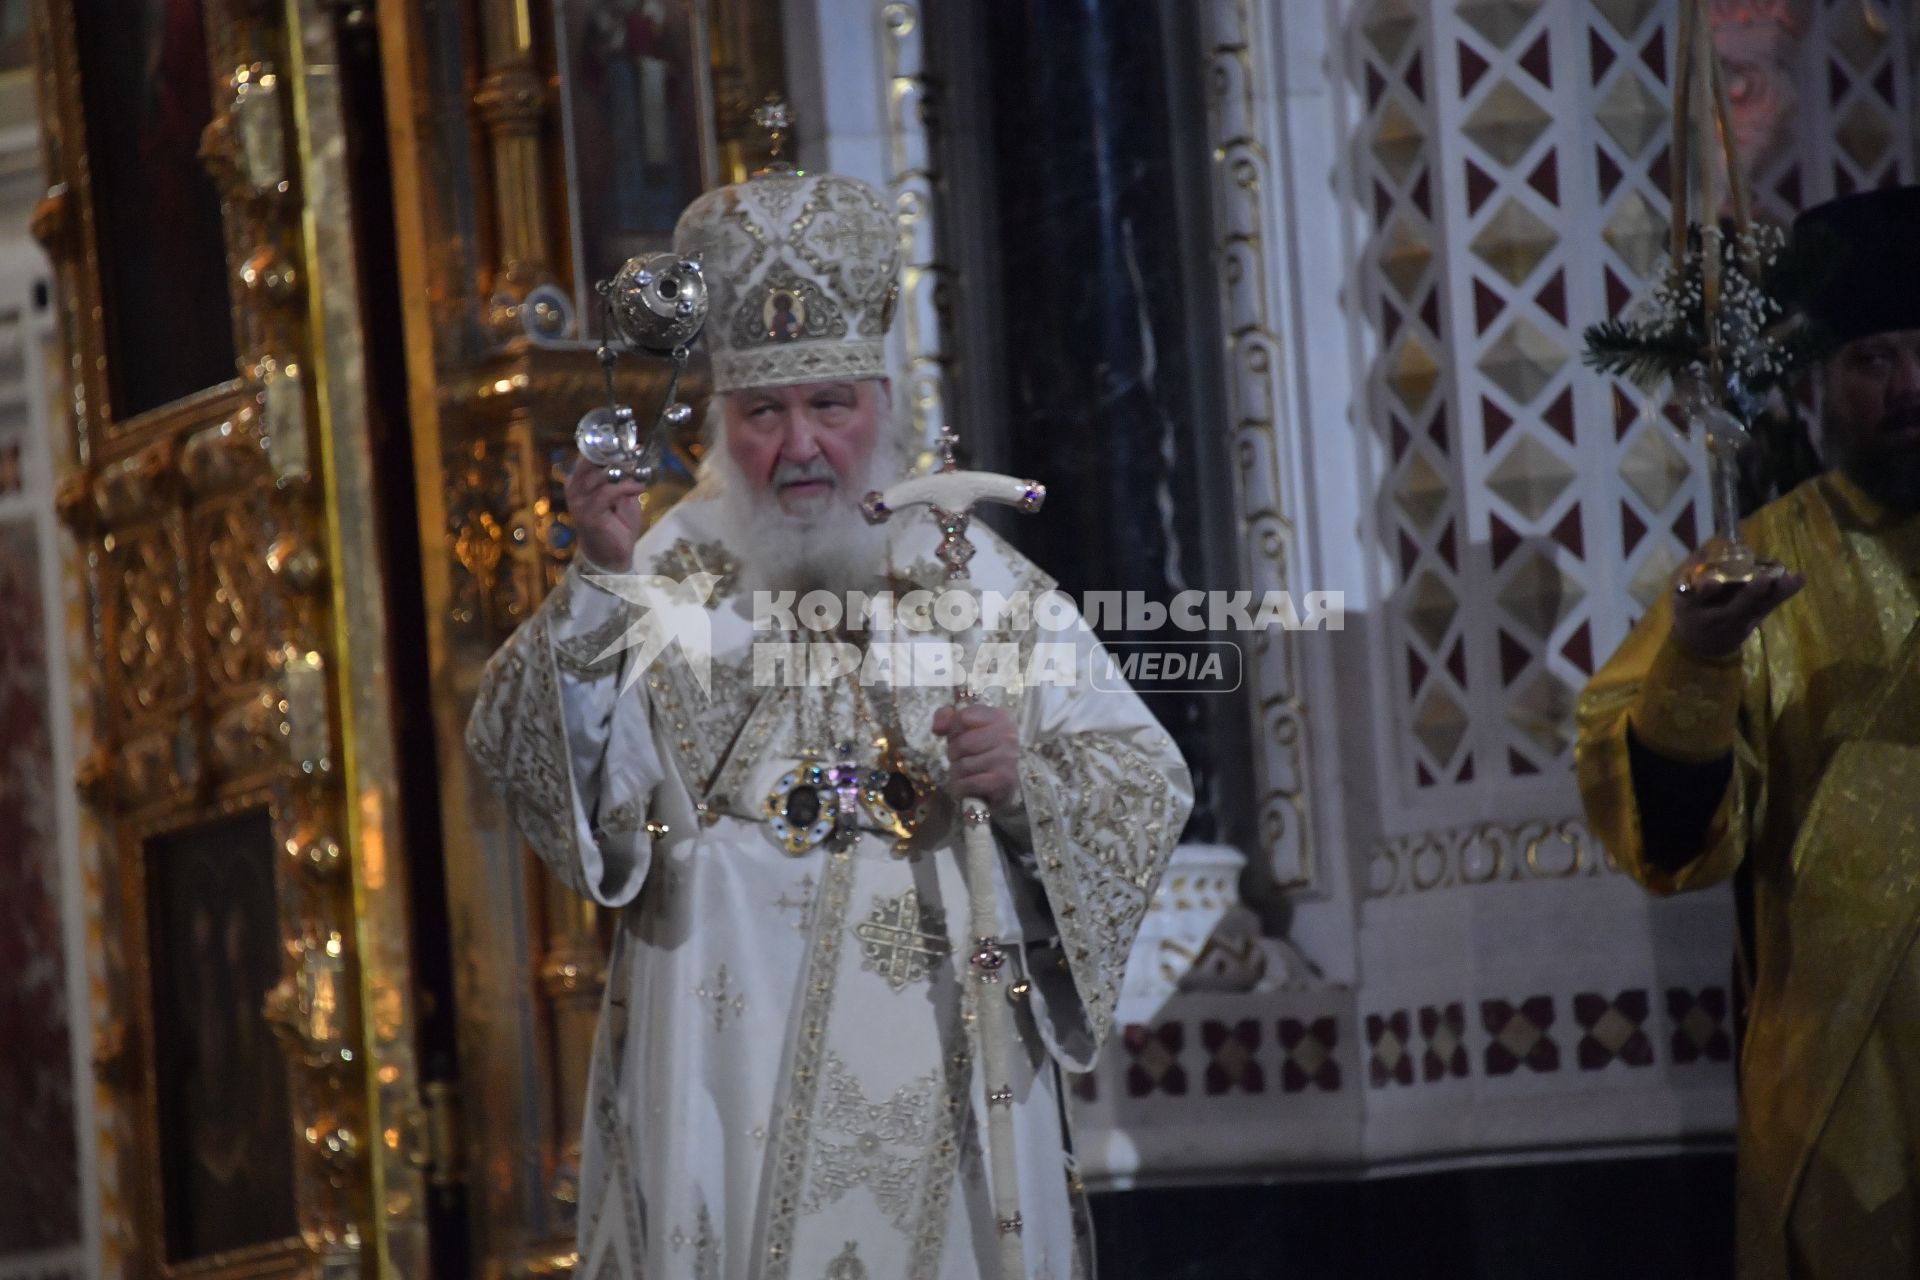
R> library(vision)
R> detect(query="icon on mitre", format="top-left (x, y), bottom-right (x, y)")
top-left (764, 288), bottom-right (805, 341)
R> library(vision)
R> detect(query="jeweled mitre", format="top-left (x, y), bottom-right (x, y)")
top-left (672, 171), bottom-right (902, 393)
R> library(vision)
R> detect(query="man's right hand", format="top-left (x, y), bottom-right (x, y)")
top-left (565, 457), bottom-right (648, 573)
top-left (1670, 556), bottom-right (1805, 660)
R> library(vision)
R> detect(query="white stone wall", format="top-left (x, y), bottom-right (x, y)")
top-left (780, 0), bottom-right (1914, 1187)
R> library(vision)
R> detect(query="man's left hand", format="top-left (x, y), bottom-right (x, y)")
top-left (932, 703), bottom-right (1021, 809)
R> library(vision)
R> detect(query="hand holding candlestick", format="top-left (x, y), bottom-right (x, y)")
top-left (1669, 384), bottom-right (1805, 656)
top-left (1671, 537), bottom-right (1804, 660)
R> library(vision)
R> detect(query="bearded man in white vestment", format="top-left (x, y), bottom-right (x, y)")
top-left (465, 168), bottom-right (1192, 1280)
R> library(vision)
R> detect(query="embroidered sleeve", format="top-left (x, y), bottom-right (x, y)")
top-left (548, 560), bottom-right (638, 678)
top-left (1575, 583), bottom-right (1766, 895)
top-left (547, 565), bottom-right (642, 800)
top-left (1630, 637), bottom-right (1744, 763)
top-left (1014, 616), bottom-right (1192, 1070)
top-left (465, 565), bottom-right (662, 907)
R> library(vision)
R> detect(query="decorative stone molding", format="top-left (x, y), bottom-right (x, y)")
top-left (1197, 0), bottom-right (1318, 892)
top-left (1364, 817), bottom-right (1616, 899)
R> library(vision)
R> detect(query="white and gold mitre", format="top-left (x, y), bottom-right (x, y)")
top-left (672, 169), bottom-right (902, 393)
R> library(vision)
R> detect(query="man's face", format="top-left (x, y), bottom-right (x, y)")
top-left (722, 379), bottom-right (885, 519)
top-left (1825, 329), bottom-right (1920, 511)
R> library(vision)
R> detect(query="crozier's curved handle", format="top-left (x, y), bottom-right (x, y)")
top-left (861, 472), bottom-right (1045, 524)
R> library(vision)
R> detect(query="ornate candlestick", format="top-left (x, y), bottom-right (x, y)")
top-left (1684, 382), bottom-right (1783, 589)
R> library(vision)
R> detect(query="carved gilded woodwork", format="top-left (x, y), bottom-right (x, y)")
top-left (39, 0), bottom-right (791, 1271)
top-left (708, 0), bottom-right (789, 185)
top-left (33, 0), bottom-right (432, 1273)
top-left (377, 0), bottom-right (780, 1271)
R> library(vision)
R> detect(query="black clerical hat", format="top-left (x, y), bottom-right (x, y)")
top-left (1792, 185), bottom-right (1920, 343)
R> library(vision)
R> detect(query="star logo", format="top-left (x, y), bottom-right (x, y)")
top-left (583, 571), bottom-right (725, 696)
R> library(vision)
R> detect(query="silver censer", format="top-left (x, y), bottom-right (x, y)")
top-left (575, 251), bottom-right (710, 483)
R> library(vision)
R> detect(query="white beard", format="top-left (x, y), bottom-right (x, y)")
top-left (694, 425), bottom-right (908, 597)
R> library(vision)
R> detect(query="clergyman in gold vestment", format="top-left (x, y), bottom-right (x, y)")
top-left (1578, 186), bottom-right (1920, 1280)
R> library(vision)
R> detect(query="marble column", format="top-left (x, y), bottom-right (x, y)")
top-left (978, 0), bottom-right (1247, 844)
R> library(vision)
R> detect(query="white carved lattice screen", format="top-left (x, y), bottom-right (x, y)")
top-left (1358, 0), bottom-right (1913, 846)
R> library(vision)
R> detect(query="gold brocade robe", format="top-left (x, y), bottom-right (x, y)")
top-left (1577, 471), bottom-right (1920, 1280)
top-left (465, 490), bottom-right (1192, 1278)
